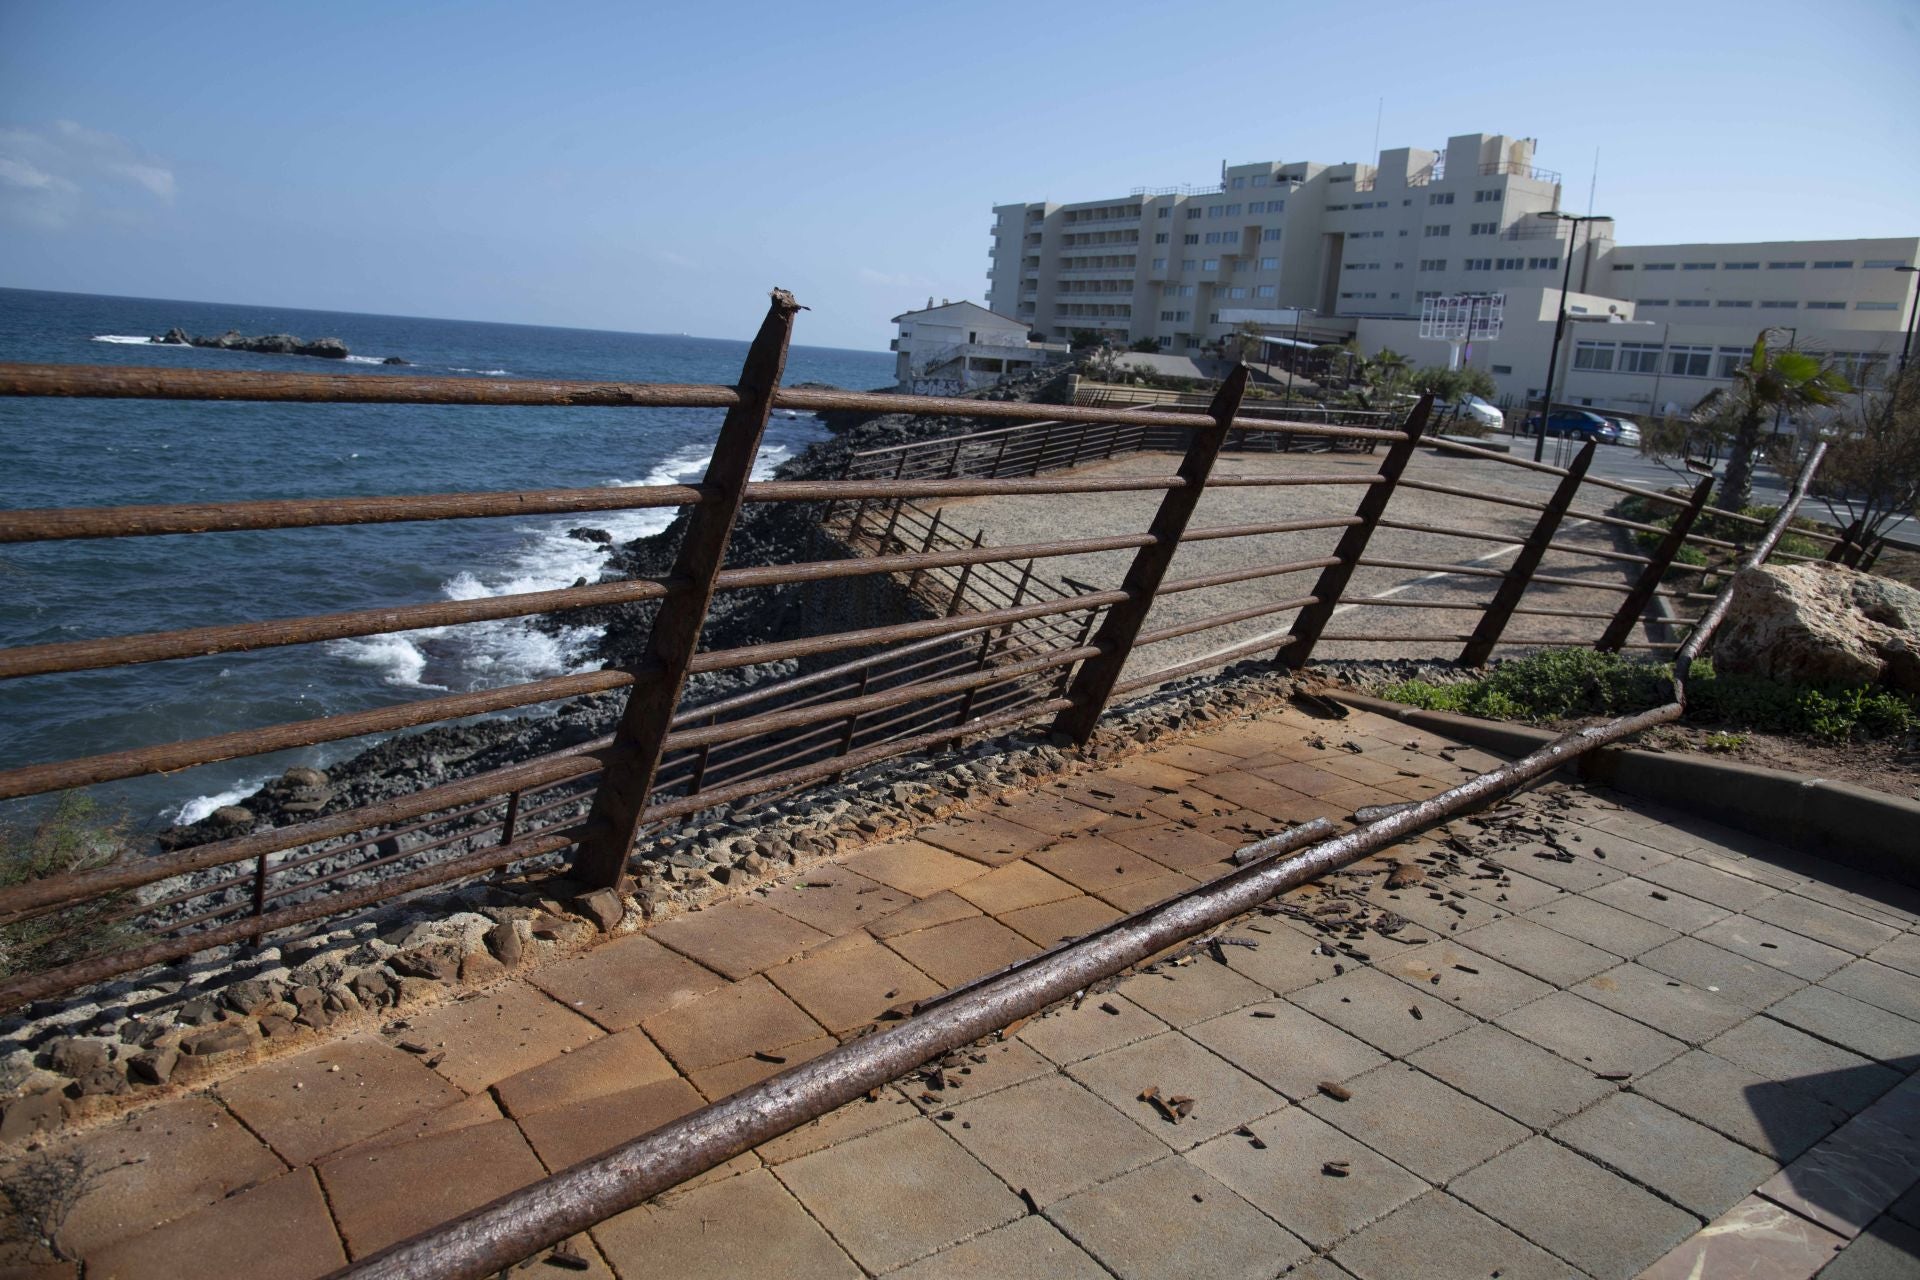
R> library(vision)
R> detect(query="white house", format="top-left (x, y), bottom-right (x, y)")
top-left (891, 300), bottom-right (1066, 395)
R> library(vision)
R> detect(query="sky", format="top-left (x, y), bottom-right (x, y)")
top-left (2, 0), bottom-right (1917, 351)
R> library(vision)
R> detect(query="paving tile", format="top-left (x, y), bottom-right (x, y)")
top-left (912, 811), bottom-right (1053, 866)
top-left (1893, 1176), bottom-right (1920, 1230)
top-left (762, 865), bottom-right (911, 935)
top-left (1017, 991), bottom-right (1169, 1066)
top-left (217, 1037), bottom-right (463, 1168)
top-left (318, 1117), bottom-right (546, 1258)
top-left (1575, 962), bottom-right (1749, 1044)
top-left (881, 914), bottom-right (1038, 986)
top-left (1758, 1079), bottom-right (1920, 1238)
top-left (1304, 1061), bottom-right (1528, 1182)
top-left (1118, 957), bottom-right (1273, 1028)
top-left (1049, 771), bottom-right (1177, 817)
top-left (1331, 1189), bottom-right (1570, 1280)
top-left (994, 790), bottom-right (1110, 836)
top-left (1707, 1018), bottom-right (1902, 1114)
top-left (1410, 1024), bottom-right (1616, 1129)
top-left (1636, 1049), bottom-right (1849, 1160)
top-left (1555, 1091), bottom-right (1779, 1219)
top-left (1641, 856), bottom-right (1781, 911)
top-left (1747, 894), bottom-right (1901, 956)
top-left (492, 1026), bottom-right (677, 1121)
top-left (1149, 741), bottom-right (1244, 774)
top-left (1451, 1136), bottom-right (1700, 1280)
top-left (1359, 874), bottom-right (1506, 934)
top-left (1453, 865), bottom-right (1565, 915)
top-left (1638, 1192), bottom-right (1848, 1280)
top-left (1030, 833), bottom-right (1171, 895)
top-left (1218, 918), bottom-right (1350, 995)
top-left (900, 1039), bottom-right (1053, 1111)
top-left (1866, 932), bottom-right (1920, 980)
top-left (515, 1075), bottom-right (710, 1172)
top-left (688, 1036), bottom-right (837, 1100)
top-left (1795, 875), bottom-right (1920, 931)
top-left (1102, 820), bottom-right (1238, 874)
top-left (1586, 874), bottom-right (1731, 932)
top-left (765, 933), bottom-right (942, 1033)
top-left (642, 974), bottom-right (827, 1072)
top-left (1189, 768), bottom-right (1316, 818)
top-left (1374, 938), bottom-right (1554, 1019)
top-left (648, 899), bottom-right (832, 981)
top-left (1093, 869), bottom-right (1201, 913)
top-left (1637, 935), bottom-right (1809, 1011)
top-left (950, 860), bottom-right (1080, 915)
top-left (1769, 985), bottom-right (1920, 1067)
top-left (774, 1118), bottom-right (1024, 1273)
top-left (1505, 847), bottom-right (1626, 893)
top-left (1523, 895), bottom-right (1678, 957)
top-left (52, 1096), bottom-right (288, 1256)
top-left (328, 1089), bottom-right (506, 1161)
top-left (1827, 959), bottom-right (1920, 1026)
top-left (1250, 759), bottom-right (1354, 798)
top-left (998, 893), bottom-right (1123, 946)
top-left (83, 1169), bottom-right (344, 1280)
top-left (1186, 999), bottom-right (1387, 1101)
top-left (1817, 1213), bottom-right (1920, 1278)
top-left (888, 1215), bottom-right (1111, 1280)
top-left (842, 839), bottom-right (997, 898)
top-left (756, 1089), bottom-right (919, 1166)
top-left (396, 983), bottom-right (601, 1092)
top-left (1188, 1106), bottom-right (1427, 1250)
top-left (1497, 990), bottom-right (1686, 1078)
top-left (1065, 1030), bottom-right (1285, 1151)
top-left (865, 890), bottom-right (980, 939)
top-left (529, 932), bottom-right (730, 1031)
top-left (1285, 966), bottom-right (1471, 1056)
top-left (1047, 1154), bottom-right (1310, 1280)
top-left (593, 1167), bottom-right (860, 1280)
top-left (1455, 916), bottom-right (1621, 986)
top-left (947, 1075), bottom-right (1163, 1205)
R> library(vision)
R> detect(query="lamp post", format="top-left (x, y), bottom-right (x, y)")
top-left (1897, 265), bottom-right (1919, 373)
top-left (1531, 211), bottom-right (1612, 462)
top-left (1285, 307), bottom-right (1316, 404)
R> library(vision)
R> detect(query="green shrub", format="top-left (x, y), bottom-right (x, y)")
top-left (0, 795), bottom-right (143, 980)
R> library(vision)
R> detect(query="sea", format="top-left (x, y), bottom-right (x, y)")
top-left (0, 288), bottom-right (893, 829)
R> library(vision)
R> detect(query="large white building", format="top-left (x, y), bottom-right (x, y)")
top-left (889, 299), bottom-right (1065, 395)
top-left (987, 133), bottom-right (1917, 412)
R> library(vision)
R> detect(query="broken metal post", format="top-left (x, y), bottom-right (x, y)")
top-left (1458, 438), bottom-right (1595, 667)
top-left (571, 290), bottom-right (801, 888)
top-left (1281, 395), bottom-right (1433, 669)
top-left (1049, 368), bottom-right (1250, 745)
top-left (1596, 471), bottom-right (1713, 653)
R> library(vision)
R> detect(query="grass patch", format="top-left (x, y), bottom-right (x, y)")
top-left (1379, 647), bottom-right (1917, 744)
top-left (0, 795), bottom-right (145, 981)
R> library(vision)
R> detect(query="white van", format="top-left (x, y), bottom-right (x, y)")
top-left (1445, 394), bottom-right (1505, 432)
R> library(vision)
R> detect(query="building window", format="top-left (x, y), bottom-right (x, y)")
top-left (1203, 258), bottom-right (1219, 270)
top-left (1182, 259), bottom-right (1196, 272)
top-left (1419, 259), bottom-right (1446, 271)
top-left (1228, 287), bottom-right (1249, 299)
top-left (1617, 343), bottom-right (1661, 373)
top-left (1668, 345), bottom-right (1713, 377)
top-left (1768, 261), bottom-right (1806, 270)
top-left (1184, 234), bottom-right (1199, 245)
top-left (1259, 257), bottom-right (1279, 269)
top-left (1683, 262), bottom-right (1715, 271)
top-left (1252, 175), bottom-right (1269, 187)
top-left (1642, 263), bottom-right (1675, 271)
top-left (1491, 364), bottom-right (1513, 374)
top-left (1811, 259), bottom-right (1850, 268)
top-left (1759, 300), bottom-right (1797, 309)
top-left (1715, 300), bottom-right (1753, 308)
top-left (1470, 221), bottom-right (1497, 235)
top-left (1186, 208), bottom-right (1202, 219)
top-left (1152, 258), bottom-right (1167, 270)
top-left (1429, 192), bottom-right (1455, 205)
top-left (1157, 207), bottom-right (1171, 219)
top-left (1208, 206), bottom-right (1223, 219)
top-left (1226, 204), bottom-right (1241, 216)
top-left (1157, 335), bottom-right (1171, 348)
top-left (1424, 225), bottom-right (1451, 237)
top-left (1256, 285), bottom-right (1277, 297)
top-left (1160, 310), bottom-right (1177, 321)
top-left (1262, 228), bottom-right (1282, 241)
top-left (1857, 301), bottom-right (1900, 311)
top-left (1806, 301), bottom-right (1846, 310)
top-left (1154, 232), bottom-right (1169, 244)
top-left (1614, 264), bottom-right (1634, 271)
top-left (1231, 176), bottom-right (1245, 188)
top-left (1496, 257), bottom-right (1523, 270)
top-left (1527, 256), bottom-right (1561, 270)
top-left (1863, 259), bottom-right (1907, 268)
top-left (1675, 299), bottom-right (1709, 308)
top-left (1639, 299), bottom-right (1669, 307)
top-left (1475, 190), bottom-right (1503, 203)
top-left (1723, 262), bottom-right (1758, 270)
top-left (1717, 347), bottom-right (1749, 377)
top-left (1180, 285), bottom-right (1194, 297)
top-left (1465, 258), bottom-right (1493, 271)
top-left (1246, 201), bottom-right (1262, 214)
top-left (1573, 341), bottom-right (1616, 371)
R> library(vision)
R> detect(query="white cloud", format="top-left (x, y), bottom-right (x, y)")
top-left (0, 121), bottom-right (176, 230)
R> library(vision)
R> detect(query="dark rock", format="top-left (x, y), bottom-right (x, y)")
top-left (258, 1014), bottom-right (299, 1039)
top-left (223, 979), bottom-right (279, 1015)
top-left (485, 920), bottom-right (524, 967)
top-left (394, 976), bottom-right (441, 1004)
top-left (290, 986), bottom-right (332, 1030)
top-left (129, 1046), bottom-right (180, 1086)
top-left (69, 1066), bottom-right (131, 1098)
top-left (151, 327), bottom-right (351, 359)
top-left (175, 996), bottom-right (221, 1026)
top-left (573, 888), bottom-right (624, 933)
top-left (182, 1025), bottom-right (251, 1057)
top-left (528, 914), bottom-right (567, 940)
top-left (0, 1092), bottom-right (67, 1140)
top-left (459, 950), bottom-right (506, 984)
top-left (382, 355), bottom-right (408, 365)
top-left (351, 970), bottom-right (396, 1008)
top-left (567, 527), bottom-right (614, 545)
top-left (48, 1038), bottom-right (113, 1077)
top-left (390, 942), bottom-right (462, 982)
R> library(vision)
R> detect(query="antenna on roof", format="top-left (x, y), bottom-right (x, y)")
top-left (1372, 97), bottom-right (1383, 160)
top-left (1587, 147), bottom-right (1600, 217)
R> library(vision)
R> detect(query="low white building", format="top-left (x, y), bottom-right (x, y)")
top-left (891, 300), bottom-right (1066, 395)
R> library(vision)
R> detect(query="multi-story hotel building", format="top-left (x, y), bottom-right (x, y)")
top-left (987, 133), bottom-right (1917, 413)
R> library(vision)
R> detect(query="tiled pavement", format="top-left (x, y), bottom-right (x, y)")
top-left (16, 703), bottom-right (1920, 1279)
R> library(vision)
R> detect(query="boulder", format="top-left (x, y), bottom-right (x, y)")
top-left (1714, 563), bottom-right (1920, 693)
top-left (568, 527), bottom-right (614, 545)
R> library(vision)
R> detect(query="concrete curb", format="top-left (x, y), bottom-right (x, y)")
top-left (1332, 691), bottom-right (1920, 885)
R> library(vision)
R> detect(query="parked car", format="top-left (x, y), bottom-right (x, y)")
top-left (1600, 415), bottom-right (1642, 448)
top-left (1443, 394), bottom-right (1505, 432)
top-left (1521, 408), bottom-right (1619, 443)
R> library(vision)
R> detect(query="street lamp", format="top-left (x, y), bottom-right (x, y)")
top-left (1531, 211), bottom-right (1612, 462)
top-left (1897, 265), bottom-right (1919, 373)
top-left (1285, 307), bottom-right (1317, 405)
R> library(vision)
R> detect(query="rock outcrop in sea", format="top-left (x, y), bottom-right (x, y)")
top-left (151, 327), bottom-right (351, 360)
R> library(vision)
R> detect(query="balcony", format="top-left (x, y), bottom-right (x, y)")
top-left (1481, 160), bottom-right (1561, 183)
top-left (1055, 267), bottom-right (1137, 280)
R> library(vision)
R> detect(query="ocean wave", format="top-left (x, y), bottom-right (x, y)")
top-left (325, 634), bottom-right (451, 691)
top-left (343, 355), bottom-right (387, 365)
top-left (450, 367), bottom-right (512, 377)
top-left (167, 776), bottom-right (273, 826)
top-left (91, 334), bottom-right (157, 345)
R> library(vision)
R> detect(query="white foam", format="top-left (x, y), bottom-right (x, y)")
top-left (168, 777), bottom-right (272, 826)
top-left (325, 634), bottom-right (449, 691)
top-left (343, 354), bottom-right (386, 365)
top-left (91, 334), bottom-right (157, 345)
top-left (450, 368), bottom-right (512, 377)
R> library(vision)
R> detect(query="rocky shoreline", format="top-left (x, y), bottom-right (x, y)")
top-left (149, 326), bottom-right (408, 364)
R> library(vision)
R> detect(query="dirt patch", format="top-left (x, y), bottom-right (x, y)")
top-left (1633, 723), bottom-right (1920, 802)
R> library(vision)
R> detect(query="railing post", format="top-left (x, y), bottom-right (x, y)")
top-left (1596, 472), bottom-right (1714, 653)
top-left (880, 494), bottom-right (905, 549)
top-left (1859, 536), bottom-right (1885, 572)
top-left (821, 455), bottom-right (851, 526)
top-left (906, 509), bottom-right (942, 596)
top-left (991, 432), bottom-right (1011, 478)
top-left (1066, 421), bottom-right (1094, 467)
top-left (686, 714), bottom-right (717, 795)
top-left (500, 789), bottom-right (522, 846)
top-left (1049, 367), bottom-right (1251, 745)
top-left (572, 289), bottom-right (802, 888)
top-left (1053, 609), bottom-right (1101, 701)
top-left (946, 530), bottom-right (984, 616)
top-left (249, 853), bottom-right (269, 945)
top-left (953, 630), bottom-right (996, 727)
top-left (1458, 439), bottom-right (1595, 667)
top-left (836, 668), bottom-right (870, 759)
top-left (1281, 395), bottom-right (1433, 670)
top-left (945, 437), bottom-right (964, 478)
top-left (1824, 517), bottom-right (1863, 564)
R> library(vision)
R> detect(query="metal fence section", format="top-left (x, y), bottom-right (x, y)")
top-left (0, 287), bottom-right (1842, 1011)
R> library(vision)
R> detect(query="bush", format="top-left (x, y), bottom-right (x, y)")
top-left (0, 795), bottom-right (143, 980)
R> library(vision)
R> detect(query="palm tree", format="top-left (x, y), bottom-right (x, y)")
top-left (1363, 349), bottom-right (1412, 396)
top-left (1694, 333), bottom-right (1851, 511)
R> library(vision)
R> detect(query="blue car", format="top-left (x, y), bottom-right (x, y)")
top-left (1522, 409), bottom-right (1620, 443)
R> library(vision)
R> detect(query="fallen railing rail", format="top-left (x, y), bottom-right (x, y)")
top-left (333, 447), bottom-right (1829, 1280)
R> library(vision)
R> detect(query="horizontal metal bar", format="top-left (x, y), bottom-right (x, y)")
top-left (1182, 516), bottom-right (1361, 543)
top-left (1316, 632), bottom-right (1476, 642)
top-left (712, 531), bottom-right (1154, 592)
top-left (1135, 595), bottom-right (1317, 647)
top-left (1157, 557), bottom-right (1341, 597)
top-left (1378, 518), bottom-right (1525, 548)
top-left (1110, 632), bottom-right (1300, 696)
top-left (1336, 597), bottom-right (1486, 610)
top-left (1396, 476), bottom-right (1549, 513)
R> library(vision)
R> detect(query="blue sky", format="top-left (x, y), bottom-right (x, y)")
top-left (2, 0), bottom-right (1916, 350)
